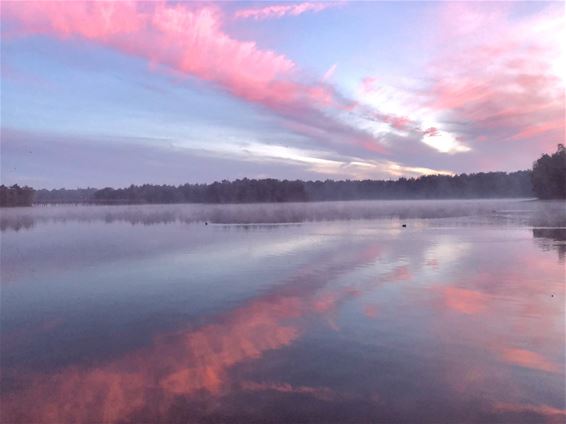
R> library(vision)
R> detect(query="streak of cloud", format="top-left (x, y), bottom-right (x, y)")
top-left (234, 1), bottom-right (340, 21)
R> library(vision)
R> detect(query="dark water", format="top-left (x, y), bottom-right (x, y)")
top-left (1, 200), bottom-right (564, 423)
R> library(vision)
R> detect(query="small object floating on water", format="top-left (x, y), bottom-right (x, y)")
top-left (205, 221), bottom-right (208, 226)
top-left (402, 224), bottom-right (407, 228)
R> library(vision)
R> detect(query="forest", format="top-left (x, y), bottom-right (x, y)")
top-left (39, 170), bottom-right (534, 204)
top-left (531, 145), bottom-right (566, 199)
top-left (34, 188), bottom-right (98, 204)
top-left (2, 148), bottom-right (564, 206)
top-left (0, 185), bottom-right (35, 207)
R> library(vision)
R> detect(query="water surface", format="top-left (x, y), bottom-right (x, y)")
top-left (1, 200), bottom-right (564, 423)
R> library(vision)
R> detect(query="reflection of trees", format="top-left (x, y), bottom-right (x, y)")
top-left (1, 211), bottom-right (180, 232)
top-left (2, 199), bottom-right (557, 232)
top-left (532, 228), bottom-right (566, 261)
top-left (2, 199), bottom-right (565, 233)
top-left (0, 215), bottom-right (34, 232)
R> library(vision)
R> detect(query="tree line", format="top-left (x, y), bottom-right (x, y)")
top-left (2, 148), bottom-right (564, 206)
top-left (0, 185), bottom-right (35, 207)
top-left (39, 171), bottom-right (535, 204)
top-left (34, 188), bottom-right (98, 204)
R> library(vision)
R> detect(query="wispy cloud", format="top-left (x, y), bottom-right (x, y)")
top-left (2, 2), bottom-right (296, 103)
top-left (426, 2), bottom-right (565, 154)
top-left (235, 1), bottom-right (340, 20)
top-left (354, 2), bottom-right (564, 168)
top-left (1, 1), bottom-right (395, 160)
top-left (322, 63), bottom-right (337, 82)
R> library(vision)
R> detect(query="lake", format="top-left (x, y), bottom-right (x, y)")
top-left (1, 199), bottom-right (564, 423)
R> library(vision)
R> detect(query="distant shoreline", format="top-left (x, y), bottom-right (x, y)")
top-left (30, 171), bottom-right (535, 206)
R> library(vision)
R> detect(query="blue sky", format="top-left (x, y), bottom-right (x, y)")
top-left (1, 1), bottom-right (564, 188)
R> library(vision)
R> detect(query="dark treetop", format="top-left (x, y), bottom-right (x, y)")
top-left (531, 144), bottom-right (566, 200)
top-left (0, 185), bottom-right (35, 207)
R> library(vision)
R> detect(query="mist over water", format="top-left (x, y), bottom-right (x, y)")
top-left (1, 199), bottom-right (565, 423)
top-left (2, 198), bottom-right (565, 231)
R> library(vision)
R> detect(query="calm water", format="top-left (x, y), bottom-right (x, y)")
top-left (1, 200), bottom-right (565, 423)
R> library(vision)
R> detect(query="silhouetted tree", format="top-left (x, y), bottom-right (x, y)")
top-left (0, 185), bottom-right (35, 207)
top-left (532, 145), bottom-right (566, 199)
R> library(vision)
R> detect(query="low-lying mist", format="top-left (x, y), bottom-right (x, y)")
top-left (1, 199), bottom-right (564, 232)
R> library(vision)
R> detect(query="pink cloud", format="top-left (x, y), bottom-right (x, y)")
top-left (426, 2), bottom-right (565, 152)
top-left (510, 119), bottom-right (565, 142)
top-left (384, 115), bottom-right (411, 131)
top-left (2, 0), bottom-right (392, 158)
top-left (3, 1), bottom-right (562, 175)
top-left (143, 5), bottom-right (297, 104)
top-left (423, 127), bottom-right (439, 137)
top-left (366, 110), bottom-right (414, 133)
top-left (363, 304), bottom-right (379, 318)
top-left (307, 85), bottom-right (334, 106)
top-left (3, 2), bottom-right (295, 104)
top-left (235, 2), bottom-right (339, 20)
top-left (2, 0), bottom-right (145, 39)
top-left (361, 76), bottom-right (378, 94)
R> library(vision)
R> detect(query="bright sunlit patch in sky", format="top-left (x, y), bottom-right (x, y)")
top-left (421, 124), bottom-right (471, 154)
top-left (384, 162), bottom-right (453, 178)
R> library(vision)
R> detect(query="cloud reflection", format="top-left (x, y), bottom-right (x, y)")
top-left (1, 241), bottom-right (383, 423)
top-left (1, 209), bottom-right (564, 423)
top-left (500, 348), bottom-right (559, 374)
top-left (442, 287), bottom-right (488, 315)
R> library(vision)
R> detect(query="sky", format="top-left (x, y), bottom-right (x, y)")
top-left (1, 0), bottom-right (564, 188)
